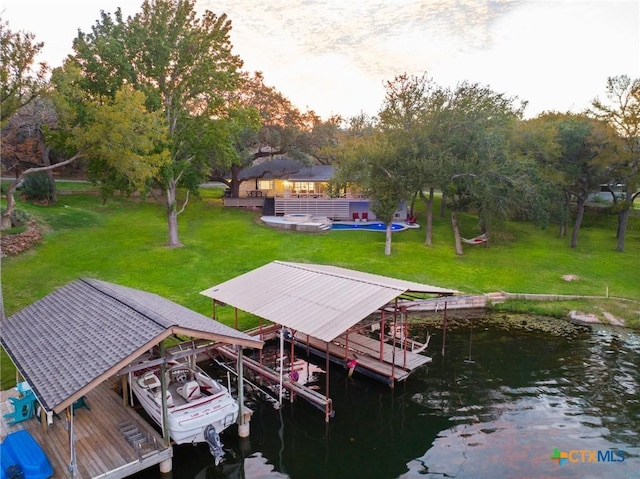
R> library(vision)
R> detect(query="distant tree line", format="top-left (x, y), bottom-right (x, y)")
top-left (1, 0), bottom-right (638, 255)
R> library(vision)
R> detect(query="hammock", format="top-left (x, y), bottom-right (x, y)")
top-left (461, 233), bottom-right (487, 244)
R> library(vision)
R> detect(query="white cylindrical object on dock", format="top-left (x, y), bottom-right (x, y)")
top-left (160, 458), bottom-right (172, 474)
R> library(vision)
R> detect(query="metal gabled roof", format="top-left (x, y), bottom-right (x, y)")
top-left (0, 278), bottom-right (262, 413)
top-left (200, 261), bottom-right (457, 343)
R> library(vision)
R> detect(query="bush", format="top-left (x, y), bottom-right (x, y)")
top-left (22, 173), bottom-right (53, 202)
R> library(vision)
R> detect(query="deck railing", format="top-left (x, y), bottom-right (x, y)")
top-left (223, 194), bottom-right (369, 221)
top-left (275, 197), bottom-right (354, 220)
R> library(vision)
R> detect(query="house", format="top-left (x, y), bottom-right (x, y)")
top-left (588, 183), bottom-right (627, 203)
top-left (224, 158), bottom-right (408, 222)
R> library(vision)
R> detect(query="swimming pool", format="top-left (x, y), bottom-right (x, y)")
top-left (331, 222), bottom-right (408, 231)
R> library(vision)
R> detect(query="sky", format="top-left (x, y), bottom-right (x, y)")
top-left (2, 0), bottom-right (638, 120)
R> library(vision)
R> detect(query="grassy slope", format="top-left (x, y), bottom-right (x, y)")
top-left (2, 186), bottom-right (638, 387)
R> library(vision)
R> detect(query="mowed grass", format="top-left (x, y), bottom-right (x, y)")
top-left (2, 186), bottom-right (639, 387)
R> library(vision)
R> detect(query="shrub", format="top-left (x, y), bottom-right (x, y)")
top-left (22, 173), bottom-right (53, 202)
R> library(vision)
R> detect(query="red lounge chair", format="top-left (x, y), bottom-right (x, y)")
top-left (361, 212), bottom-right (369, 221)
top-left (352, 212), bottom-right (359, 221)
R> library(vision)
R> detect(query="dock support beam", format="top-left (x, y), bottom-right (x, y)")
top-left (325, 342), bottom-right (330, 423)
top-left (441, 301), bottom-right (448, 357)
top-left (158, 342), bottom-right (173, 475)
top-left (237, 347), bottom-right (251, 438)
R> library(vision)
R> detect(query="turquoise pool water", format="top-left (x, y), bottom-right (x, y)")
top-left (332, 222), bottom-right (407, 231)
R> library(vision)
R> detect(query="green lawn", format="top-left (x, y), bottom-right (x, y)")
top-left (2, 186), bottom-right (639, 388)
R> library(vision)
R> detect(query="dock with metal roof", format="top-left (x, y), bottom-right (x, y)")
top-left (201, 261), bottom-right (458, 421)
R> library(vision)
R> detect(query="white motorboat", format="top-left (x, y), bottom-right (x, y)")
top-left (130, 361), bottom-right (238, 463)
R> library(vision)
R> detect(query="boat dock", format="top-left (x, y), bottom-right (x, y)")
top-left (200, 261), bottom-right (458, 421)
top-left (1, 381), bottom-right (172, 479)
top-left (290, 330), bottom-right (432, 385)
top-left (214, 343), bottom-right (334, 420)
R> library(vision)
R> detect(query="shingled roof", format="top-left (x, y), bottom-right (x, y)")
top-left (1, 278), bottom-right (262, 413)
top-left (238, 158), bottom-right (333, 182)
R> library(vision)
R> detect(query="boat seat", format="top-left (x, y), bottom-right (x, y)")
top-left (177, 380), bottom-right (201, 402)
top-left (138, 372), bottom-right (161, 389)
top-left (153, 390), bottom-right (174, 407)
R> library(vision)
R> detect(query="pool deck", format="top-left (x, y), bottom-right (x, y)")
top-left (260, 216), bottom-right (418, 233)
top-left (260, 215), bottom-right (332, 232)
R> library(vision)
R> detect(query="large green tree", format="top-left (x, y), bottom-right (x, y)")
top-left (70, 0), bottom-right (245, 246)
top-left (0, 20), bottom-right (52, 229)
top-left (436, 82), bottom-right (527, 254)
top-left (333, 114), bottom-right (412, 255)
top-left (0, 19), bottom-right (47, 127)
top-left (523, 112), bottom-right (616, 248)
top-left (590, 75), bottom-right (640, 252)
top-left (377, 72), bottom-right (448, 247)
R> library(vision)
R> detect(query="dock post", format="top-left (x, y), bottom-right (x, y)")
top-left (159, 457), bottom-right (172, 474)
top-left (237, 348), bottom-right (251, 438)
top-left (238, 406), bottom-right (253, 438)
top-left (441, 301), bottom-right (448, 357)
top-left (325, 341), bottom-right (330, 422)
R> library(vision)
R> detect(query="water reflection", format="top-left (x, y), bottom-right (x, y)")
top-left (132, 321), bottom-right (639, 479)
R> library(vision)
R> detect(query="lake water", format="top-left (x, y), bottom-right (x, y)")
top-left (132, 318), bottom-right (640, 478)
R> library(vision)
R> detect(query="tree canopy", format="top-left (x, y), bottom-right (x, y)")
top-left (0, 19), bottom-right (48, 127)
top-left (590, 75), bottom-right (640, 251)
top-left (69, 0), bottom-right (247, 246)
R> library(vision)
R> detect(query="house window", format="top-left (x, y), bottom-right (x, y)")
top-left (258, 180), bottom-right (274, 190)
top-left (293, 181), bottom-right (314, 193)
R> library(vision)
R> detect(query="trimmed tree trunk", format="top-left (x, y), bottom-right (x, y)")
top-left (570, 196), bottom-right (587, 248)
top-left (1, 183), bottom-right (17, 229)
top-left (42, 146), bottom-right (57, 203)
top-left (165, 179), bottom-right (183, 247)
top-left (385, 223), bottom-right (392, 256)
top-left (440, 192), bottom-right (447, 217)
top-left (616, 206), bottom-right (629, 252)
top-left (451, 210), bottom-right (463, 255)
top-left (419, 188), bottom-right (434, 247)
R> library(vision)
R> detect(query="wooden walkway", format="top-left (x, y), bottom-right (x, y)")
top-left (1, 381), bottom-right (172, 478)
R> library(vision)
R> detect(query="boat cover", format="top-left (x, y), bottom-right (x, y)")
top-left (0, 430), bottom-right (53, 479)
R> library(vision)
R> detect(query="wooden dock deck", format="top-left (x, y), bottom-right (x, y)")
top-left (292, 331), bottom-right (432, 385)
top-left (1, 381), bottom-right (172, 478)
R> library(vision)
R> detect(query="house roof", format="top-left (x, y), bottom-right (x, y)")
top-left (287, 165), bottom-right (333, 181)
top-left (200, 261), bottom-right (457, 343)
top-left (239, 159), bottom-right (333, 182)
top-left (0, 278), bottom-right (263, 413)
